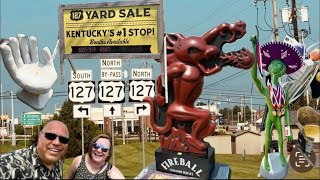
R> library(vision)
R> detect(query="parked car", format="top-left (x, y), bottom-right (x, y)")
top-left (219, 117), bottom-right (224, 125)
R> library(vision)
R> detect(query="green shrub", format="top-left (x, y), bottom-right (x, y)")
top-left (14, 124), bottom-right (25, 135)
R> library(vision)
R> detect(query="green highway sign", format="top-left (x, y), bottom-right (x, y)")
top-left (21, 114), bottom-right (42, 126)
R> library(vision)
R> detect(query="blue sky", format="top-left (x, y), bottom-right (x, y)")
top-left (1, 0), bottom-right (319, 118)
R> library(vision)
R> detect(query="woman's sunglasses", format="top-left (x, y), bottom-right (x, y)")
top-left (41, 132), bottom-right (69, 144)
top-left (92, 142), bottom-right (109, 152)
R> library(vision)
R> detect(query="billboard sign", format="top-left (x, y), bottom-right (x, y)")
top-left (58, 0), bottom-right (164, 60)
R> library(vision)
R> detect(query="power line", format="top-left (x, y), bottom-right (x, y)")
top-left (204, 70), bottom-right (248, 88)
top-left (181, 0), bottom-right (238, 34)
top-left (197, 96), bottom-right (265, 106)
top-left (220, 3), bottom-right (254, 25)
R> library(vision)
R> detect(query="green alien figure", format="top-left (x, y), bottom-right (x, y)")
top-left (250, 35), bottom-right (303, 171)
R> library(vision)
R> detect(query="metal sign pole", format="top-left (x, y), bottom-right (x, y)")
top-left (163, 36), bottom-right (168, 104)
top-left (111, 117), bottom-right (115, 165)
top-left (122, 112), bottom-right (125, 144)
top-left (81, 117), bottom-right (84, 156)
top-left (142, 117), bottom-right (145, 169)
top-left (24, 126), bottom-right (26, 148)
top-left (1, 122), bottom-right (3, 144)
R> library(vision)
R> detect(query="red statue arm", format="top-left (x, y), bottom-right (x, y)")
top-left (155, 75), bottom-right (166, 106)
top-left (156, 62), bottom-right (186, 106)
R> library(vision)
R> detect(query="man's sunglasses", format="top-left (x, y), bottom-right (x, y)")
top-left (92, 143), bottom-right (109, 152)
top-left (42, 132), bottom-right (69, 144)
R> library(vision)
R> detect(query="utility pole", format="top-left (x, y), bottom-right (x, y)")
top-left (291, 0), bottom-right (299, 41)
top-left (284, 0), bottom-right (302, 156)
top-left (243, 95), bottom-right (246, 122)
top-left (271, 0), bottom-right (280, 41)
top-left (231, 106), bottom-right (234, 125)
top-left (291, 0), bottom-right (305, 107)
top-left (227, 95), bottom-right (230, 125)
top-left (271, 0), bottom-right (288, 155)
top-left (240, 96), bottom-right (244, 123)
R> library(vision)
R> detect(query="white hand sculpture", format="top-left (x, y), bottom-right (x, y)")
top-left (0, 34), bottom-right (57, 110)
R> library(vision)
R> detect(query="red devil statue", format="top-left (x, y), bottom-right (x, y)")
top-left (144, 20), bottom-right (254, 155)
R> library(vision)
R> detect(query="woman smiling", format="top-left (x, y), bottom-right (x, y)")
top-left (67, 134), bottom-right (125, 179)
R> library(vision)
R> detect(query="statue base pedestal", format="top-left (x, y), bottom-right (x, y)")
top-left (136, 145), bottom-right (231, 179)
top-left (259, 153), bottom-right (288, 179)
top-left (135, 161), bottom-right (231, 179)
top-left (155, 146), bottom-right (215, 178)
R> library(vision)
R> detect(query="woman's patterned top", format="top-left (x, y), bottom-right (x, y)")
top-left (74, 155), bottom-right (112, 179)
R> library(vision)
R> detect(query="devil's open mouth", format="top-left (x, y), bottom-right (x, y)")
top-left (199, 48), bottom-right (253, 70)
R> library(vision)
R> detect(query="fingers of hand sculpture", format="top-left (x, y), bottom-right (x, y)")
top-left (9, 37), bottom-right (24, 68)
top-left (0, 44), bottom-right (19, 77)
top-left (17, 34), bottom-right (31, 64)
top-left (29, 36), bottom-right (40, 63)
top-left (156, 95), bottom-right (166, 106)
top-left (42, 47), bottom-right (54, 66)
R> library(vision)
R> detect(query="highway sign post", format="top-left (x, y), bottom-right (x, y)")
top-left (101, 69), bottom-right (124, 80)
top-left (101, 59), bottom-right (122, 68)
top-left (134, 103), bottom-right (151, 116)
top-left (68, 70), bottom-right (95, 104)
top-left (73, 104), bottom-right (91, 157)
top-left (71, 70), bottom-right (92, 81)
top-left (68, 81), bottom-right (96, 103)
top-left (69, 70), bottom-right (94, 157)
top-left (73, 104), bottom-right (91, 118)
top-left (98, 81), bottom-right (125, 103)
top-left (131, 68), bottom-right (152, 80)
top-left (21, 114), bottom-right (42, 126)
top-left (129, 80), bottom-right (155, 102)
top-left (103, 104), bottom-right (122, 117)
top-left (100, 59), bottom-right (124, 163)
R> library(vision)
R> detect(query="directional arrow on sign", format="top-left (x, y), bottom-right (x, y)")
top-left (78, 106), bottom-right (89, 115)
top-left (110, 107), bottom-right (115, 115)
top-left (73, 104), bottom-right (91, 118)
top-left (103, 104), bottom-right (122, 117)
top-left (134, 103), bottom-right (150, 116)
top-left (137, 105), bottom-right (147, 114)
